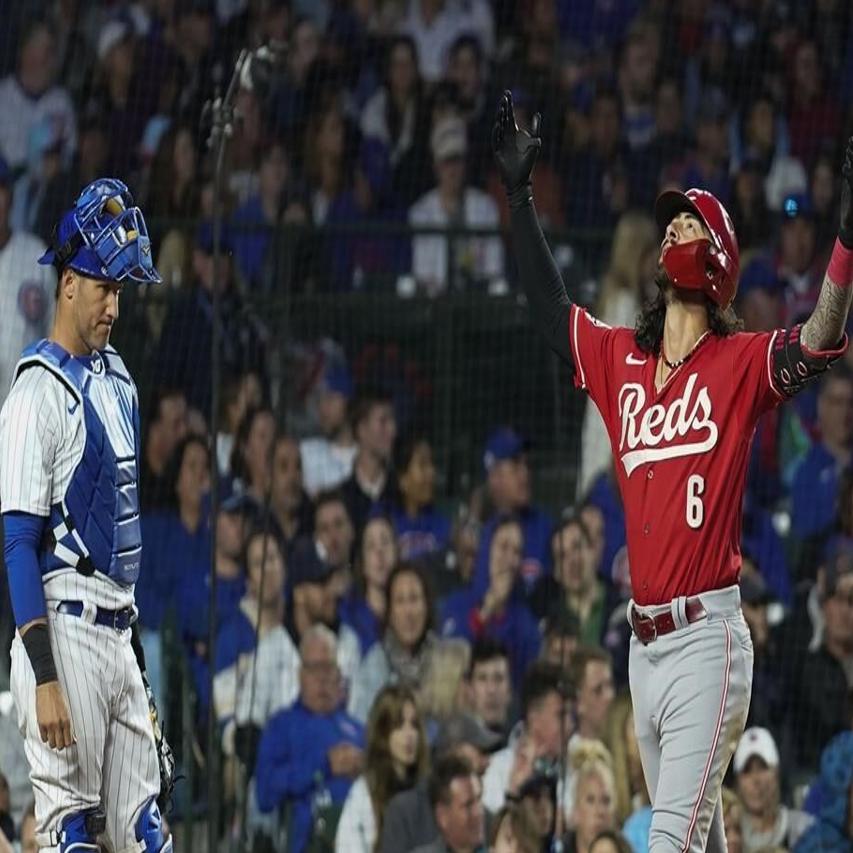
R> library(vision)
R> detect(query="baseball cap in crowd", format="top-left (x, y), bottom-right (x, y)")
top-left (195, 220), bottom-right (234, 255)
top-left (97, 18), bottom-right (133, 62)
top-left (781, 192), bottom-right (814, 222)
top-left (483, 427), bottom-right (529, 473)
top-left (739, 571), bottom-right (774, 607)
top-left (737, 256), bottom-right (784, 299)
top-left (431, 116), bottom-right (467, 162)
top-left (290, 537), bottom-right (335, 586)
top-left (220, 492), bottom-right (261, 518)
top-left (734, 727), bottom-right (780, 773)
top-left (321, 362), bottom-right (354, 399)
top-left (434, 713), bottom-right (502, 755)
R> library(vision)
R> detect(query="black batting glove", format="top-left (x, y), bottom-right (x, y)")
top-left (491, 90), bottom-right (542, 209)
top-left (839, 137), bottom-right (853, 249)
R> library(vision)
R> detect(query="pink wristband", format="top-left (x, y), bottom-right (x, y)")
top-left (827, 237), bottom-right (853, 288)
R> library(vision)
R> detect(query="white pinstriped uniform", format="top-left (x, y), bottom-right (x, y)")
top-left (1, 357), bottom-right (160, 851)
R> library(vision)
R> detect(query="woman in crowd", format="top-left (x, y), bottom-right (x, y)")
top-left (604, 692), bottom-right (651, 852)
top-left (360, 35), bottom-right (429, 204)
top-left (348, 563), bottom-right (440, 722)
top-left (441, 516), bottom-right (540, 687)
top-left (391, 435), bottom-right (451, 562)
top-left (417, 638), bottom-right (471, 738)
top-left (490, 803), bottom-right (541, 853)
top-left (340, 514), bottom-right (399, 653)
top-left (137, 434), bottom-right (211, 703)
top-left (229, 404), bottom-right (275, 502)
top-left (335, 685), bottom-right (429, 853)
top-left (564, 742), bottom-right (617, 853)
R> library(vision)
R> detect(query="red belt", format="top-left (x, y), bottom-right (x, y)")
top-left (631, 597), bottom-right (707, 645)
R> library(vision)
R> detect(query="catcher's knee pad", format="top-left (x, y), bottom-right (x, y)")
top-left (135, 798), bottom-right (172, 853)
top-left (44, 807), bottom-right (105, 853)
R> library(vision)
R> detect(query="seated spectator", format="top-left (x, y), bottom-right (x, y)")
top-left (229, 405), bottom-right (276, 503)
top-left (145, 121), bottom-right (200, 223)
top-left (740, 571), bottom-right (786, 731)
top-left (733, 92), bottom-right (807, 213)
top-left (349, 563), bottom-right (440, 723)
top-left (419, 639), bottom-right (472, 734)
top-left (314, 490), bottom-right (356, 584)
top-left (441, 517), bottom-right (540, 688)
top-left (790, 368), bottom-right (853, 556)
top-left (300, 361), bottom-right (357, 497)
top-left (230, 140), bottom-right (309, 291)
top-left (678, 89), bottom-right (732, 207)
top-left (466, 638), bottom-right (513, 741)
top-left (360, 35), bottom-right (430, 206)
top-left (733, 727), bottom-right (814, 851)
top-left (541, 611), bottom-right (582, 673)
top-left (584, 465), bottom-right (626, 583)
top-left (533, 516), bottom-right (621, 647)
top-left (0, 160), bottom-right (55, 409)
top-left (213, 529), bottom-right (296, 764)
top-left (139, 387), bottom-right (188, 511)
top-left (137, 435), bottom-right (211, 702)
top-left (0, 18), bottom-right (76, 174)
top-left (789, 544), bottom-right (853, 770)
top-left (288, 537), bottom-right (362, 689)
top-left (489, 803), bottom-right (540, 853)
top-left (569, 647), bottom-right (615, 745)
top-left (721, 787), bottom-right (743, 853)
top-left (776, 193), bottom-right (824, 326)
top-left (618, 25), bottom-right (657, 152)
top-left (341, 389), bottom-right (398, 536)
top-left (409, 115), bottom-right (503, 295)
top-left (793, 731), bottom-right (853, 852)
top-left (340, 514), bottom-right (397, 654)
top-left (154, 222), bottom-right (269, 417)
top-left (392, 435), bottom-right (451, 562)
top-left (564, 742), bottom-right (616, 853)
top-left (179, 493), bottom-right (254, 717)
top-left (483, 662), bottom-right (574, 816)
top-left (217, 371), bottom-right (264, 479)
top-left (268, 433), bottom-right (314, 551)
top-left (379, 713), bottom-right (500, 853)
top-left (255, 625), bottom-right (366, 852)
top-left (335, 685), bottom-right (430, 853)
top-left (411, 754), bottom-right (486, 853)
top-left (475, 427), bottom-right (553, 595)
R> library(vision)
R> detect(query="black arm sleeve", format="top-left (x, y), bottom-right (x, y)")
top-left (509, 199), bottom-right (574, 369)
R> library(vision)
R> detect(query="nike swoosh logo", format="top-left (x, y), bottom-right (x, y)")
top-left (625, 354), bottom-right (647, 366)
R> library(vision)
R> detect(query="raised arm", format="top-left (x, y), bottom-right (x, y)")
top-left (801, 138), bottom-right (853, 351)
top-left (492, 91), bottom-right (574, 369)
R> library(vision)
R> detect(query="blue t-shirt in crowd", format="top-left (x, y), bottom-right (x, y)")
top-left (255, 700), bottom-right (365, 853)
top-left (791, 443), bottom-right (843, 541)
top-left (391, 506), bottom-right (451, 561)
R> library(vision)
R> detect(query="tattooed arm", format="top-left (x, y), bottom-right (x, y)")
top-left (801, 137), bottom-right (853, 351)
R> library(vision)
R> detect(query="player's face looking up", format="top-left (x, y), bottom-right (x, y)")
top-left (56, 269), bottom-right (123, 355)
top-left (659, 212), bottom-right (712, 262)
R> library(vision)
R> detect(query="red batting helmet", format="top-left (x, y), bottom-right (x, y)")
top-left (654, 188), bottom-right (740, 309)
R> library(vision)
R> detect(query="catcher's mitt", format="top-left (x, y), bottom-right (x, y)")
top-left (144, 674), bottom-right (177, 814)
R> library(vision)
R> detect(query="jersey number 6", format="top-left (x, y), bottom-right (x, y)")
top-left (686, 474), bottom-right (705, 530)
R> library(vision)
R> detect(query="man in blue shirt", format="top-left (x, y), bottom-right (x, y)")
top-left (255, 624), bottom-right (365, 852)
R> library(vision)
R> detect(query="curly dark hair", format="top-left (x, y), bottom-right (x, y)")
top-left (634, 268), bottom-right (743, 354)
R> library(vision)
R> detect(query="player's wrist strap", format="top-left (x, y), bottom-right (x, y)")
top-left (827, 237), bottom-right (853, 288)
top-left (21, 623), bottom-right (58, 685)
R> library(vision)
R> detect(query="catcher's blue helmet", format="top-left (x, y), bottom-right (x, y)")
top-left (39, 178), bottom-right (161, 284)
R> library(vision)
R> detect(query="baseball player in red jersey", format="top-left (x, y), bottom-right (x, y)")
top-left (492, 91), bottom-right (853, 852)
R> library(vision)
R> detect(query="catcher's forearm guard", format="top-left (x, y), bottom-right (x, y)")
top-left (771, 324), bottom-right (847, 397)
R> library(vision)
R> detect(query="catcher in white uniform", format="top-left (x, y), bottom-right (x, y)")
top-left (0, 178), bottom-right (175, 852)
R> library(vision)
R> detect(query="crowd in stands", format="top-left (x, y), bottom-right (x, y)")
top-left (1, 1), bottom-right (853, 852)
